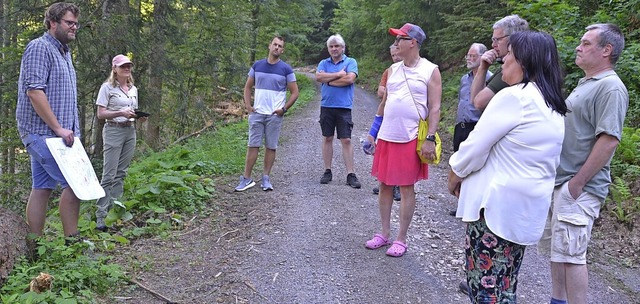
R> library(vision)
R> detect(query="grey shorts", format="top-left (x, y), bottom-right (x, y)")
top-left (538, 181), bottom-right (602, 264)
top-left (248, 113), bottom-right (283, 150)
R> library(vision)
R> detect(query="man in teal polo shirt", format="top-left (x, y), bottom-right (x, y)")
top-left (315, 34), bottom-right (361, 188)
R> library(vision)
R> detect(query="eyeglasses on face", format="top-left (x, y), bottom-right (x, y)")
top-left (465, 54), bottom-right (478, 59)
top-left (60, 19), bottom-right (79, 29)
top-left (395, 36), bottom-right (413, 43)
top-left (491, 35), bottom-right (509, 43)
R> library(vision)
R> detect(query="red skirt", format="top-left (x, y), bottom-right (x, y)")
top-left (372, 138), bottom-right (429, 186)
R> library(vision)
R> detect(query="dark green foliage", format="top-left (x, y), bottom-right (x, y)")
top-left (0, 237), bottom-right (125, 303)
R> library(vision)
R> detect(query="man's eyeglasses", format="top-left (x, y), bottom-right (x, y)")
top-left (60, 19), bottom-right (79, 29)
top-left (465, 54), bottom-right (478, 59)
top-left (395, 36), bottom-right (413, 43)
top-left (491, 35), bottom-right (509, 43)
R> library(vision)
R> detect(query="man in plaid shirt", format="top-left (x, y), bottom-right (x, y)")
top-left (16, 2), bottom-right (81, 239)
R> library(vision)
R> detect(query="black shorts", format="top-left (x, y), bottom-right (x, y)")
top-left (319, 107), bottom-right (353, 139)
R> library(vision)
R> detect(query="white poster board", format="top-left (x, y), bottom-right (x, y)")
top-left (46, 137), bottom-right (105, 201)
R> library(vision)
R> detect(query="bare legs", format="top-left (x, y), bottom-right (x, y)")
top-left (263, 148), bottom-right (276, 176)
top-left (377, 182), bottom-right (416, 243)
top-left (243, 147), bottom-right (278, 178)
top-left (322, 136), bottom-right (334, 171)
top-left (339, 137), bottom-right (354, 174)
top-left (551, 261), bottom-right (589, 304)
top-left (26, 187), bottom-right (80, 237)
top-left (243, 147), bottom-right (260, 178)
top-left (322, 136), bottom-right (355, 174)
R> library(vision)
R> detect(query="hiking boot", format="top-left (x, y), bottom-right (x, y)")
top-left (234, 176), bottom-right (255, 192)
top-left (261, 175), bottom-right (273, 191)
top-left (320, 169), bottom-right (332, 184)
top-left (346, 173), bottom-right (361, 189)
top-left (393, 185), bottom-right (401, 201)
top-left (372, 187), bottom-right (379, 195)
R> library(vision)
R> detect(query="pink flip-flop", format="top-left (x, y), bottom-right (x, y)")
top-left (386, 241), bottom-right (407, 257)
top-left (365, 234), bottom-right (392, 249)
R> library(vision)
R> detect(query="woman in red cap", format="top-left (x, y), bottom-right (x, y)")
top-left (364, 23), bottom-right (442, 257)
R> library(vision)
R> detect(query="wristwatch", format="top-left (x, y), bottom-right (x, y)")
top-left (426, 134), bottom-right (436, 142)
top-left (281, 107), bottom-right (288, 114)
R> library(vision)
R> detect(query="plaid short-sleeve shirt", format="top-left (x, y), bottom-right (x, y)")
top-left (16, 32), bottom-right (79, 140)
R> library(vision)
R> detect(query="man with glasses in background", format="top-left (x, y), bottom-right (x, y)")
top-left (470, 15), bottom-right (529, 111)
top-left (449, 43), bottom-right (492, 217)
top-left (16, 2), bottom-right (82, 240)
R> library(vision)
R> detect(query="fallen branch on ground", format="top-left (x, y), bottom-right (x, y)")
top-left (130, 278), bottom-right (177, 303)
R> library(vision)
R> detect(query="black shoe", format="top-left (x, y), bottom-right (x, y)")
top-left (458, 280), bottom-right (470, 295)
top-left (449, 210), bottom-right (457, 216)
top-left (372, 187), bottom-right (379, 195)
top-left (320, 169), bottom-right (332, 184)
top-left (96, 225), bottom-right (108, 232)
top-left (393, 186), bottom-right (401, 201)
top-left (346, 173), bottom-right (361, 189)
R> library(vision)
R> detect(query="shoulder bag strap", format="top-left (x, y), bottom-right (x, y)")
top-left (401, 65), bottom-right (426, 121)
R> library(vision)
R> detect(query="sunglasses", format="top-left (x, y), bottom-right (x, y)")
top-left (395, 36), bottom-right (413, 43)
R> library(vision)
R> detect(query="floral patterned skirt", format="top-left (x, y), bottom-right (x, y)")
top-left (465, 216), bottom-right (526, 304)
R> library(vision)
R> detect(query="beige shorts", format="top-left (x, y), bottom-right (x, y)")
top-left (537, 181), bottom-right (602, 264)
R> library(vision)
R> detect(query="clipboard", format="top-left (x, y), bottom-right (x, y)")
top-left (45, 137), bottom-right (105, 200)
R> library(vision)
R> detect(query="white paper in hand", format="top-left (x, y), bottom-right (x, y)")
top-left (45, 137), bottom-right (105, 200)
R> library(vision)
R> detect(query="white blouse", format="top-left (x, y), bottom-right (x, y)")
top-left (449, 83), bottom-right (564, 245)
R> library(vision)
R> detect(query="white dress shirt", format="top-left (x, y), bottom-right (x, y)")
top-left (449, 82), bottom-right (564, 245)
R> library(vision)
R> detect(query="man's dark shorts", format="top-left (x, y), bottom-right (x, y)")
top-left (319, 107), bottom-right (353, 139)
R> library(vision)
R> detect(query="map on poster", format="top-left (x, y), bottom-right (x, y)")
top-left (46, 137), bottom-right (105, 201)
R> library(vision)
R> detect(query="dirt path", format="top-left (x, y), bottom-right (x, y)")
top-left (116, 75), bottom-right (638, 304)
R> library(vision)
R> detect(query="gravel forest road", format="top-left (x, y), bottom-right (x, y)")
top-left (119, 73), bottom-right (638, 304)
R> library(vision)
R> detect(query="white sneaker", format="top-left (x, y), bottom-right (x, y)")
top-left (261, 175), bottom-right (273, 191)
top-left (234, 176), bottom-right (255, 192)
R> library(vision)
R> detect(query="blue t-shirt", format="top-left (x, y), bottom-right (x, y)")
top-left (317, 55), bottom-right (358, 109)
top-left (248, 59), bottom-right (296, 115)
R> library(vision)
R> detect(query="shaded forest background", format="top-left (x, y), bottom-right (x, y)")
top-left (1, 0), bottom-right (639, 214)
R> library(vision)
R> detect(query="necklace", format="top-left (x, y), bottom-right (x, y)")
top-left (403, 58), bottom-right (420, 68)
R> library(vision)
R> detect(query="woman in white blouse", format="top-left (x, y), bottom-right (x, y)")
top-left (95, 54), bottom-right (143, 231)
top-left (447, 31), bottom-right (567, 302)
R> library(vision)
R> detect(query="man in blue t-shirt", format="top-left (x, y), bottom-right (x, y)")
top-left (315, 34), bottom-right (361, 189)
top-left (234, 36), bottom-right (299, 192)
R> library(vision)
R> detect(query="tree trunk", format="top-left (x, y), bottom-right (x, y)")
top-left (93, 0), bottom-right (132, 159)
top-left (0, 207), bottom-right (30, 287)
top-left (249, 1), bottom-right (261, 64)
top-left (143, 0), bottom-right (168, 149)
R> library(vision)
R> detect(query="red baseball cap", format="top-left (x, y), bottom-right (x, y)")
top-left (389, 23), bottom-right (426, 44)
